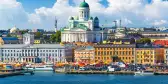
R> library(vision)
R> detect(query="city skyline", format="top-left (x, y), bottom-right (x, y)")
top-left (0, 0), bottom-right (167, 30)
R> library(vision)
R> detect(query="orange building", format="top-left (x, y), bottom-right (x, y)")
top-left (94, 44), bottom-right (136, 64)
top-left (74, 46), bottom-right (94, 64)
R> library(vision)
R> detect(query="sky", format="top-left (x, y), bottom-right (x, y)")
top-left (0, 0), bottom-right (168, 30)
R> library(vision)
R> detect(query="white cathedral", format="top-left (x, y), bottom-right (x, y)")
top-left (61, 0), bottom-right (107, 43)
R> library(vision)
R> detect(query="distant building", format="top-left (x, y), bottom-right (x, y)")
top-left (140, 31), bottom-right (168, 38)
top-left (10, 26), bottom-right (19, 34)
top-left (0, 37), bottom-right (19, 45)
top-left (23, 33), bottom-right (34, 45)
top-left (32, 29), bottom-right (44, 33)
top-left (0, 44), bottom-right (73, 63)
top-left (34, 39), bottom-right (41, 44)
top-left (115, 27), bottom-right (127, 39)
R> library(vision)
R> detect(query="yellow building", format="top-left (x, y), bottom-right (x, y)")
top-left (34, 39), bottom-right (41, 44)
top-left (135, 48), bottom-right (164, 65)
top-left (0, 37), bottom-right (4, 45)
top-left (103, 38), bottom-right (134, 45)
top-left (94, 44), bottom-right (135, 64)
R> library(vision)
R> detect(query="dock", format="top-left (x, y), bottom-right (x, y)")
top-left (154, 72), bottom-right (168, 75)
top-left (64, 71), bottom-right (134, 75)
top-left (0, 70), bottom-right (34, 78)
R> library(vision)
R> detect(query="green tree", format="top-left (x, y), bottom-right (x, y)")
top-left (35, 32), bottom-right (42, 39)
top-left (50, 34), bottom-right (56, 42)
top-left (136, 38), bottom-right (151, 44)
top-left (7, 34), bottom-right (11, 37)
top-left (49, 31), bottom-right (61, 43)
top-left (55, 31), bottom-right (61, 42)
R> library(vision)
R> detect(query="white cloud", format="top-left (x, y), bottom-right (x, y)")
top-left (1, 0), bottom-right (168, 30)
top-left (152, 20), bottom-right (167, 26)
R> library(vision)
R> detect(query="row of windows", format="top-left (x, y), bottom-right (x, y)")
top-left (136, 51), bottom-right (154, 54)
top-left (95, 51), bottom-right (134, 55)
top-left (2, 49), bottom-right (61, 53)
top-left (96, 48), bottom-right (134, 50)
top-left (2, 52), bottom-right (63, 57)
top-left (95, 57), bottom-right (133, 60)
top-left (136, 56), bottom-right (154, 58)
top-left (137, 60), bottom-right (154, 63)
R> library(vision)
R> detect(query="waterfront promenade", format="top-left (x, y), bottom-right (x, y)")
top-left (65, 71), bottom-right (134, 75)
top-left (0, 70), bottom-right (34, 78)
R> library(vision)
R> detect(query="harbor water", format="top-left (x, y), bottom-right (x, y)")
top-left (0, 71), bottom-right (168, 84)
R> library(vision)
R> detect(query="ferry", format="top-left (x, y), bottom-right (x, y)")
top-left (24, 64), bottom-right (54, 71)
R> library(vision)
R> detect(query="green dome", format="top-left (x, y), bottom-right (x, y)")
top-left (69, 17), bottom-right (74, 20)
top-left (89, 17), bottom-right (93, 20)
top-left (94, 17), bottom-right (99, 20)
top-left (79, 0), bottom-right (89, 8)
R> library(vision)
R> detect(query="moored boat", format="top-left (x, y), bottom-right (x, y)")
top-left (24, 64), bottom-right (54, 71)
top-left (134, 71), bottom-right (154, 76)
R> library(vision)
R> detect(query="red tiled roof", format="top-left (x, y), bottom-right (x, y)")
top-left (153, 40), bottom-right (168, 46)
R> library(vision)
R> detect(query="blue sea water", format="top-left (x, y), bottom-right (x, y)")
top-left (0, 71), bottom-right (168, 84)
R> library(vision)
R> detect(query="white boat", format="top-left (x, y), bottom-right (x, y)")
top-left (134, 71), bottom-right (154, 76)
top-left (24, 64), bottom-right (54, 71)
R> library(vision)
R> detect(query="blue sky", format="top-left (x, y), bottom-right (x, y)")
top-left (17, 0), bottom-right (152, 13)
top-left (0, 0), bottom-right (168, 30)
top-left (17, 0), bottom-right (56, 13)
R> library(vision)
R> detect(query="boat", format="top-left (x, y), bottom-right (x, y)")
top-left (24, 64), bottom-right (54, 71)
top-left (134, 71), bottom-right (154, 76)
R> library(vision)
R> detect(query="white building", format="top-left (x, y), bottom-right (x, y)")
top-left (61, 0), bottom-right (106, 43)
top-left (23, 33), bottom-right (34, 45)
top-left (0, 44), bottom-right (73, 63)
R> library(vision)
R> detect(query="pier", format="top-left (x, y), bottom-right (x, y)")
top-left (154, 72), bottom-right (168, 75)
top-left (0, 70), bottom-right (34, 78)
top-left (63, 71), bottom-right (134, 75)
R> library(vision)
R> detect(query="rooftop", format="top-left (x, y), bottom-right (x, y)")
top-left (2, 37), bottom-right (18, 41)
top-left (94, 44), bottom-right (136, 48)
top-left (0, 44), bottom-right (65, 49)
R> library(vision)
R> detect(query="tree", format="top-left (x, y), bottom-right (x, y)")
top-left (35, 32), bottom-right (42, 39)
top-left (49, 31), bottom-right (61, 43)
top-left (50, 34), bottom-right (56, 43)
top-left (7, 34), bottom-right (11, 37)
top-left (136, 38), bottom-right (151, 44)
top-left (55, 31), bottom-right (61, 42)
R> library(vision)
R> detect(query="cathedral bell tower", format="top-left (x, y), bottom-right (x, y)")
top-left (79, 0), bottom-right (90, 21)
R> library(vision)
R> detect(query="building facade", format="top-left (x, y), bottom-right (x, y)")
top-left (135, 48), bottom-right (164, 65)
top-left (94, 44), bottom-right (135, 64)
top-left (164, 48), bottom-right (168, 64)
top-left (61, 0), bottom-right (107, 43)
top-left (74, 46), bottom-right (94, 64)
top-left (0, 44), bottom-right (73, 63)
